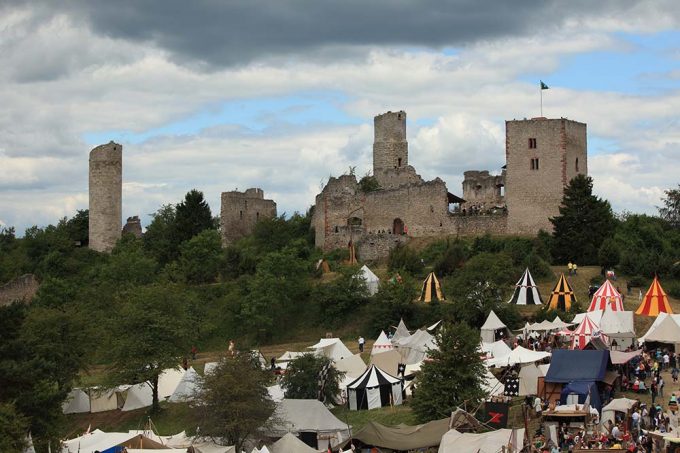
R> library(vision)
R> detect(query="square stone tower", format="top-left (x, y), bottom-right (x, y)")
top-left (220, 188), bottom-right (277, 245)
top-left (505, 118), bottom-right (587, 234)
top-left (373, 111), bottom-right (408, 173)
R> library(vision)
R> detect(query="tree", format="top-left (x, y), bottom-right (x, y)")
top-left (144, 204), bottom-right (178, 264)
top-left (433, 240), bottom-right (467, 276)
top-left (659, 184), bottom-right (680, 229)
top-left (104, 285), bottom-right (192, 412)
top-left (194, 355), bottom-right (275, 451)
top-left (388, 244), bottom-right (423, 275)
top-left (0, 402), bottom-right (29, 452)
top-left (65, 209), bottom-right (89, 246)
top-left (315, 265), bottom-right (369, 326)
top-left (550, 175), bottom-right (616, 264)
top-left (411, 322), bottom-right (486, 422)
top-left (367, 277), bottom-right (417, 335)
top-left (281, 353), bottom-right (344, 402)
top-left (173, 189), bottom-right (216, 245)
top-left (178, 229), bottom-right (223, 284)
top-left (598, 238), bottom-right (621, 270)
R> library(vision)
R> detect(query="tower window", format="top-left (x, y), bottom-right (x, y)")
top-left (239, 210), bottom-right (243, 219)
top-left (530, 158), bottom-right (540, 170)
top-left (398, 158), bottom-right (402, 167)
top-left (256, 212), bottom-right (259, 220)
top-left (575, 158), bottom-right (579, 172)
top-left (529, 138), bottom-right (537, 149)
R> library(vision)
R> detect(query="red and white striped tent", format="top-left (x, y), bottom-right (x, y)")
top-left (570, 315), bottom-right (608, 350)
top-left (588, 280), bottom-right (624, 312)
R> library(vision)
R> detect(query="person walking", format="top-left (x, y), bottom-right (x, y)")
top-left (659, 376), bottom-right (665, 398)
top-left (568, 262), bottom-right (573, 275)
top-left (358, 336), bottom-right (365, 353)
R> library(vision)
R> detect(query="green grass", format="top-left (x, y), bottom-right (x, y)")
top-left (330, 404), bottom-right (418, 431)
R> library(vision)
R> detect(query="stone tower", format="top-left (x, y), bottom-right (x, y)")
top-left (89, 141), bottom-right (122, 252)
top-left (220, 188), bottom-right (277, 245)
top-left (373, 111), bottom-right (408, 173)
top-left (505, 118), bottom-right (587, 234)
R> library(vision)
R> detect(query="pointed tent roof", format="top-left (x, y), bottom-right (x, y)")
top-left (392, 319), bottom-right (411, 342)
top-left (588, 280), bottom-right (623, 312)
top-left (599, 310), bottom-right (635, 337)
top-left (569, 314), bottom-right (606, 350)
top-left (168, 367), bottom-right (199, 402)
top-left (481, 310), bottom-right (507, 331)
top-left (418, 272), bottom-right (445, 303)
top-left (360, 265), bottom-right (380, 296)
top-left (347, 364), bottom-right (402, 389)
top-left (636, 276), bottom-right (672, 316)
top-left (371, 331), bottom-right (394, 355)
top-left (487, 345), bottom-right (551, 367)
top-left (551, 316), bottom-right (572, 329)
top-left (547, 273), bottom-right (577, 311)
top-left (508, 268), bottom-right (543, 305)
top-left (640, 314), bottom-right (680, 344)
top-left (334, 353), bottom-right (368, 379)
top-left (270, 433), bottom-right (320, 453)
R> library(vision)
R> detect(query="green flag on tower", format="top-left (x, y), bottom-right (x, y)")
top-left (540, 81), bottom-right (550, 90)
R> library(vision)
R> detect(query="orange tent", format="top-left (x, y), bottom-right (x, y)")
top-left (547, 273), bottom-right (577, 312)
top-left (635, 276), bottom-right (672, 316)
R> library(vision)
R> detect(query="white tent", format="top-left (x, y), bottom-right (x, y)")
top-left (61, 430), bottom-right (165, 453)
top-left (203, 362), bottom-right (218, 375)
top-left (518, 363), bottom-right (542, 396)
top-left (278, 351), bottom-right (306, 362)
top-left (62, 388), bottom-right (90, 414)
top-left (391, 319), bottom-right (411, 343)
top-left (551, 316), bottom-right (572, 329)
top-left (600, 310), bottom-right (635, 349)
top-left (394, 329), bottom-right (436, 364)
top-left (371, 331), bottom-right (394, 355)
top-left (159, 367), bottom-right (187, 400)
top-left (169, 367), bottom-right (199, 402)
top-left (268, 399), bottom-right (350, 451)
top-left (22, 434), bottom-right (36, 453)
top-left (360, 265), bottom-right (380, 296)
top-left (480, 311), bottom-right (508, 343)
top-left (89, 388), bottom-right (119, 413)
top-left (639, 314), bottom-right (680, 345)
top-left (121, 383), bottom-right (153, 412)
top-left (126, 430), bottom-right (235, 453)
top-left (487, 346), bottom-right (550, 368)
top-left (439, 428), bottom-right (525, 453)
top-left (369, 349), bottom-right (401, 376)
top-left (334, 354), bottom-right (367, 379)
top-left (270, 433), bottom-right (322, 453)
top-left (267, 384), bottom-right (286, 403)
top-left (482, 369), bottom-right (505, 397)
top-left (601, 398), bottom-right (637, 428)
top-left (572, 310), bottom-right (603, 326)
top-left (308, 338), bottom-right (353, 362)
top-left (508, 268), bottom-right (543, 305)
top-left (480, 340), bottom-right (512, 361)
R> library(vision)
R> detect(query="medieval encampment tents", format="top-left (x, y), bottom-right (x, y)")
top-left (636, 276), bottom-right (672, 316)
top-left (349, 419), bottom-right (450, 451)
top-left (480, 310), bottom-right (509, 343)
top-left (418, 272), bottom-right (445, 302)
top-left (391, 319), bottom-right (411, 343)
top-left (360, 265), bottom-right (380, 296)
top-left (371, 331), bottom-right (394, 355)
top-left (588, 280), bottom-right (623, 312)
top-left (508, 268), bottom-right (543, 305)
top-left (308, 338), bottom-right (353, 362)
top-left (547, 273), bottom-right (576, 311)
top-left (347, 364), bottom-right (403, 411)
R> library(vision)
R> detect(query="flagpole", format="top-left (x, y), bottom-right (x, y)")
top-left (540, 85), bottom-right (543, 117)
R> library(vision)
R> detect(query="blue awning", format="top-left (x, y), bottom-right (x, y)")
top-left (545, 350), bottom-right (609, 383)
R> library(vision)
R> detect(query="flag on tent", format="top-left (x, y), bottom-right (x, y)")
top-left (547, 273), bottom-right (576, 311)
top-left (418, 272), bottom-right (445, 303)
top-left (636, 276), bottom-right (672, 316)
top-left (588, 280), bottom-right (623, 312)
top-left (508, 268), bottom-right (543, 305)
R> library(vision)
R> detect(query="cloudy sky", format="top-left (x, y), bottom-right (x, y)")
top-left (1, 1), bottom-right (679, 234)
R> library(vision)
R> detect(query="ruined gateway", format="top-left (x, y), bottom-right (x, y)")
top-left (311, 111), bottom-right (587, 260)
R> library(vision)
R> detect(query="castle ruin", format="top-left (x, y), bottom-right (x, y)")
top-left (220, 188), bottom-right (277, 245)
top-left (311, 111), bottom-right (587, 259)
top-left (89, 141), bottom-right (122, 253)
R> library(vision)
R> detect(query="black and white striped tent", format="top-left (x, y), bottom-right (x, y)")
top-left (347, 365), bottom-right (403, 411)
top-left (508, 268), bottom-right (543, 305)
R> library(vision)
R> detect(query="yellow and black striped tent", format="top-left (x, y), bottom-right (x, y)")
top-left (547, 273), bottom-right (577, 311)
top-left (419, 272), bottom-right (445, 303)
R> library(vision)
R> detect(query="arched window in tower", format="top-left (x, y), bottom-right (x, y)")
top-left (575, 158), bottom-right (579, 172)
top-left (239, 210), bottom-right (243, 220)
top-left (398, 157), bottom-right (402, 167)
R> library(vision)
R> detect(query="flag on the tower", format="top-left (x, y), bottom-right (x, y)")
top-left (540, 81), bottom-right (550, 90)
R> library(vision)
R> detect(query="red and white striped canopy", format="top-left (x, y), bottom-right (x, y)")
top-left (570, 315), bottom-right (608, 350)
top-left (588, 280), bottom-right (623, 312)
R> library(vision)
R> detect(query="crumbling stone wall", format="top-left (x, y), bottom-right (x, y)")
top-left (122, 216), bottom-right (143, 238)
top-left (89, 142), bottom-right (122, 253)
top-left (221, 188), bottom-right (277, 245)
top-left (505, 118), bottom-right (587, 235)
top-left (0, 274), bottom-right (39, 306)
top-left (461, 170), bottom-right (505, 212)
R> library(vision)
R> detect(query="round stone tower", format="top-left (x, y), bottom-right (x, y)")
top-left (89, 141), bottom-right (122, 253)
top-left (373, 110), bottom-right (408, 173)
